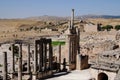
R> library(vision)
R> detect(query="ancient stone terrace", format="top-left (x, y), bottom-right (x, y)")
top-left (90, 49), bottom-right (120, 80)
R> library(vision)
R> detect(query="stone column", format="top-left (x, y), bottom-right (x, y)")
top-left (59, 44), bottom-right (61, 70)
top-left (42, 43), bottom-right (45, 71)
top-left (11, 44), bottom-right (15, 78)
top-left (44, 43), bottom-right (47, 71)
top-left (76, 54), bottom-right (81, 70)
top-left (34, 42), bottom-right (37, 73)
top-left (27, 44), bottom-right (30, 73)
top-left (3, 52), bottom-right (7, 80)
top-left (39, 44), bottom-right (41, 71)
top-left (39, 43), bottom-right (42, 71)
top-left (69, 36), bottom-right (71, 64)
top-left (49, 41), bottom-right (52, 70)
top-left (71, 9), bottom-right (74, 28)
top-left (18, 44), bottom-right (22, 80)
top-left (41, 43), bottom-right (43, 71)
top-left (71, 40), bottom-right (74, 62)
top-left (76, 28), bottom-right (80, 54)
top-left (32, 50), bottom-right (34, 61)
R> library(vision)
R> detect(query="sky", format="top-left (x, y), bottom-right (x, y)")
top-left (0, 0), bottom-right (120, 18)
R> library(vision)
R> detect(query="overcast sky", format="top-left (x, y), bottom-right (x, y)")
top-left (0, 0), bottom-right (120, 18)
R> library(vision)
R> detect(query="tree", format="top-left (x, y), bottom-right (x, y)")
top-left (101, 26), bottom-right (106, 31)
top-left (115, 25), bottom-right (120, 30)
top-left (106, 25), bottom-right (113, 31)
top-left (101, 25), bottom-right (113, 31)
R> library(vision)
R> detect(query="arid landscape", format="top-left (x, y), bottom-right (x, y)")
top-left (0, 15), bottom-right (120, 80)
top-left (0, 0), bottom-right (120, 80)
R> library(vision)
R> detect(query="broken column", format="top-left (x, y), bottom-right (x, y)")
top-left (18, 44), bottom-right (22, 80)
top-left (3, 52), bottom-right (7, 80)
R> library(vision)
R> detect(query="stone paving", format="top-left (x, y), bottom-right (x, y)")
top-left (46, 69), bottom-right (92, 80)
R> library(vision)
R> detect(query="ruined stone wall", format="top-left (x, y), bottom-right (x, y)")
top-left (90, 68), bottom-right (116, 80)
top-left (80, 55), bottom-right (89, 70)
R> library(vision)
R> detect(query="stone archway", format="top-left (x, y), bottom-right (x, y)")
top-left (98, 72), bottom-right (108, 80)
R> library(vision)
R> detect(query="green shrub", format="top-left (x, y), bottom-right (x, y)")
top-left (115, 25), bottom-right (120, 30)
top-left (101, 25), bottom-right (113, 31)
top-left (52, 41), bottom-right (65, 46)
top-left (0, 64), bottom-right (3, 67)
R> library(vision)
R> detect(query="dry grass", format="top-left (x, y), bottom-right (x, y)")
top-left (0, 18), bottom-right (120, 43)
top-left (88, 18), bottom-right (120, 26)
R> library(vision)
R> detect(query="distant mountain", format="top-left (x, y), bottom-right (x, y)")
top-left (26, 15), bottom-right (69, 21)
top-left (25, 15), bottom-right (120, 21)
top-left (77, 15), bottom-right (120, 19)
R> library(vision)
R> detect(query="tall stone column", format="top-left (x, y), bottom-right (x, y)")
top-left (18, 44), bottom-right (22, 80)
top-left (27, 44), bottom-right (30, 73)
top-left (3, 52), bottom-right (7, 80)
top-left (71, 9), bottom-right (74, 28)
top-left (11, 44), bottom-right (15, 78)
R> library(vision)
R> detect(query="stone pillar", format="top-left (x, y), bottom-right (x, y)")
top-left (44, 43), bottom-right (47, 71)
top-left (76, 54), bottom-right (81, 70)
top-left (39, 43), bottom-right (42, 72)
top-left (32, 50), bottom-right (34, 61)
top-left (77, 28), bottom-right (80, 54)
top-left (49, 41), bottom-right (52, 70)
top-left (59, 44), bottom-right (61, 70)
top-left (42, 43), bottom-right (44, 71)
top-left (69, 36), bottom-right (71, 64)
top-left (11, 44), bottom-right (15, 78)
top-left (3, 52), bottom-right (7, 80)
top-left (72, 41), bottom-right (74, 62)
top-left (34, 41), bottom-right (37, 73)
top-left (41, 43), bottom-right (43, 71)
top-left (18, 44), bottom-right (22, 80)
top-left (71, 9), bottom-right (74, 28)
top-left (27, 44), bottom-right (30, 73)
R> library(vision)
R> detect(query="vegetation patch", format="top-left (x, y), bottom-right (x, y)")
top-left (0, 64), bottom-right (2, 67)
top-left (101, 25), bottom-right (113, 31)
top-left (52, 41), bottom-right (65, 46)
top-left (115, 25), bottom-right (120, 30)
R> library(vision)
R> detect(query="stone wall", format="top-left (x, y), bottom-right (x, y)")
top-left (90, 68), bottom-right (116, 80)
